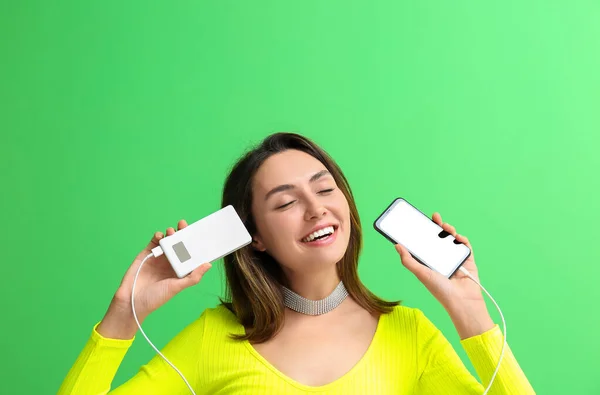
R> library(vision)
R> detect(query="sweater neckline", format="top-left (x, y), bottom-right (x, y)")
top-left (241, 311), bottom-right (386, 392)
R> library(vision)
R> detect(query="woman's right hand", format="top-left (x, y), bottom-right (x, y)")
top-left (97, 219), bottom-right (212, 339)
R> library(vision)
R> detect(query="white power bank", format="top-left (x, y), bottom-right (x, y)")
top-left (158, 205), bottom-right (252, 278)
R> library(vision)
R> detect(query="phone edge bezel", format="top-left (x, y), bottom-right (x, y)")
top-left (372, 197), bottom-right (471, 279)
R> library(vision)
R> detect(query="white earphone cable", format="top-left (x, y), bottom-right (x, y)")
top-left (458, 266), bottom-right (507, 395)
top-left (131, 251), bottom-right (196, 395)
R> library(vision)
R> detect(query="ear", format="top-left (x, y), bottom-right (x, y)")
top-left (252, 236), bottom-right (267, 252)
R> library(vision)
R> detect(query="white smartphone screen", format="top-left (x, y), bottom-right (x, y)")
top-left (374, 198), bottom-right (470, 278)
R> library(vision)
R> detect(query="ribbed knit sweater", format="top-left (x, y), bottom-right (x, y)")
top-left (58, 304), bottom-right (535, 394)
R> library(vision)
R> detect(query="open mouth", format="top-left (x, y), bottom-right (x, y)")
top-left (301, 225), bottom-right (338, 244)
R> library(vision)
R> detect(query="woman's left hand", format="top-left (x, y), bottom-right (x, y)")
top-left (395, 212), bottom-right (486, 314)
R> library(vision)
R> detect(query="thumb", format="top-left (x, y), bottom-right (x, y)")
top-left (394, 244), bottom-right (432, 282)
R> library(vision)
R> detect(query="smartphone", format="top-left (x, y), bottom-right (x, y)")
top-left (373, 197), bottom-right (471, 278)
top-left (159, 205), bottom-right (252, 278)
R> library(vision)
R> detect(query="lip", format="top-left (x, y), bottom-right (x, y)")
top-left (300, 223), bottom-right (338, 241)
top-left (300, 224), bottom-right (339, 247)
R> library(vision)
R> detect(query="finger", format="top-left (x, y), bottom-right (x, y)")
top-left (455, 234), bottom-right (475, 259)
top-left (455, 233), bottom-right (473, 249)
top-left (146, 231), bottom-right (164, 249)
top-left (443, 222), bottom-right (457, 236)
top-left (395, 244), bottom-right (432, 281)
top-left (432, 212), bottom-right (442, 226)
top-left (177, 219), bottom-right (188, 231)
top-left (175, 262), bottom-right (212, 291)
top-left (166, 227), bottom-right (176, 236)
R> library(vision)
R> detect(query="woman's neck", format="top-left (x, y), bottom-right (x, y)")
top-left (283, 268), bottom-right (341, 300)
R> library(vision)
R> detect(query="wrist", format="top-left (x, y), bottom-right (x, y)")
top-left (446, 302), bottom-right (495, 340)
top-left (97, 297), bottom-right (142, 340)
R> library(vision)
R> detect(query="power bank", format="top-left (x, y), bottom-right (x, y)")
top-left (158, 205), bottom-right (252, 278)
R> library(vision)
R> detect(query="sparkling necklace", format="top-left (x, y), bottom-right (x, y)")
top-left (282, 281), bottom-right (348, 315)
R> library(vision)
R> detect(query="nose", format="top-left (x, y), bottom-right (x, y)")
top-left (304, 196), bottom-right (327, 221)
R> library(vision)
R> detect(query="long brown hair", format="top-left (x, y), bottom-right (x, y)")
top-left (220, 132), bottom-right (400, 343)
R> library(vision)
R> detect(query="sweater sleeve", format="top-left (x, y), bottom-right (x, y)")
top-left (413, 308), bottom-right (535, 394)
top-left (57, 311), bottom-right (208, 395)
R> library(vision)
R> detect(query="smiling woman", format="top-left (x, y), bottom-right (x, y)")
top-left (58, 133), bottom-right (535, 394)
top-left (219, 133), bottom-right (399, 344)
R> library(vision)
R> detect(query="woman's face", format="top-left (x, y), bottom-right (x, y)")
top-left (250, 149), bottom-right (351, 274)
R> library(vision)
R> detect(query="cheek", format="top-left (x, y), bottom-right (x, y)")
top-left (263, 212), bottom-right (297, 242)
top-left (335, 193), bottom-right (351, 217)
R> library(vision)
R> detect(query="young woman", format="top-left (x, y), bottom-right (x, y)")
top-left (59, 133), bottom-right (535, 394)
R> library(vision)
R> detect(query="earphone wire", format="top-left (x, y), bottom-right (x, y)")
top-left (132, 252), bottom-right (196, 395)
top-left (458, 266), bottom-right (507, 395)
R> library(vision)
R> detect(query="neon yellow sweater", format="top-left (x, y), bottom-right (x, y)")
top-left (58, 305), bottom-right (535, 394)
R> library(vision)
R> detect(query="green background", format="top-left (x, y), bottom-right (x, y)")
top-left (2, 1), bottom-right (599, 394)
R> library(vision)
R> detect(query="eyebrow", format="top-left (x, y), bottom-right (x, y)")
top-left (264, 170), bottom-right (332, 201)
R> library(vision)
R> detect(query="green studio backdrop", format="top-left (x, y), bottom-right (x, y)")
top-left (1, 1), bottom-right (599, 394)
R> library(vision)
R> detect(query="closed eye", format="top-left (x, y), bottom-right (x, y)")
top-left (277, 201), bottom-right (295, 209)
top-left (276, 189), bottom-right (335, 209)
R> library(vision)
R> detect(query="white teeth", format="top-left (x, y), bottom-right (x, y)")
top-left (302, 226), bottom-right (335, 242)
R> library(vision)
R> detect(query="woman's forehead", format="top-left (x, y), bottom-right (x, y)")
top-left (254, 151), bottom-right (328, 192)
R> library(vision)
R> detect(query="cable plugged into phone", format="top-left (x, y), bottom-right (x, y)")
top-left (151, 245), bottom-right (164, 258)
top-left (457, 266), bottom-right (507, 395)
top-left (373, 198), bottom-right (508, 393)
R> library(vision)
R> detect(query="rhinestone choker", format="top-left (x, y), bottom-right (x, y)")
top-left (282, 281), bottom-right (348, 315)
